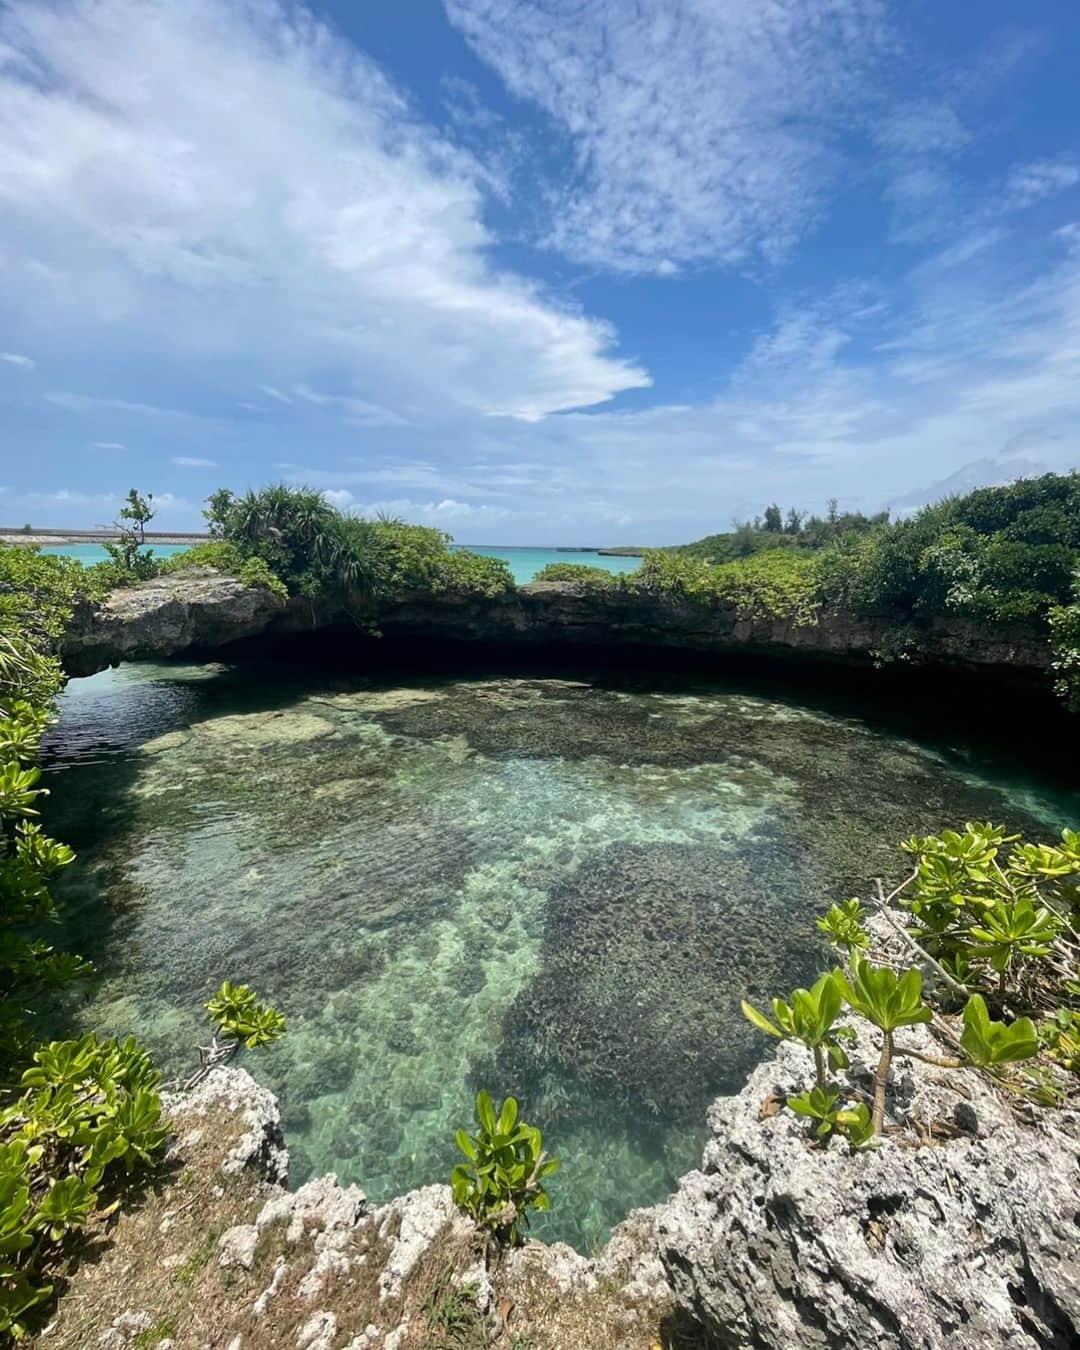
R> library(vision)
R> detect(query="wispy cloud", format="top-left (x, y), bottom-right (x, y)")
top-left (0, 351), bottom-right (35, 369)
top-left (1001, 158), bottom-right (1080, 211)
top-left (444, 0), bottom-right (889, 274)
top-left (171, 456), bottom-right (217, 468)
top-left (92, 441), bottom-right (126, 450)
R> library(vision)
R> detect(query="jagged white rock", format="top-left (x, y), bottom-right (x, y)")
top-left (654, 1020), bottom-right (1080, 1349)
top-left (162, 1066), bottom-right (288, 1183)
top-left (218, 1224), bottom-right (259, 1270)
top-left (162, 1029), bottom-right (1078, 1350)
top-left (373, 1184), bottom-right (465, 1305)
top-left (295, 1310), bottom-right (337, 1349)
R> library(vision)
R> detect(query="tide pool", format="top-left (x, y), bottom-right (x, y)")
top-left (41, 660), bottom-right (1077, 1248)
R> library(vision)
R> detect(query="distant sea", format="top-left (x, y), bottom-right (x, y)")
top-left (41, 541), bottom-right (642, 587)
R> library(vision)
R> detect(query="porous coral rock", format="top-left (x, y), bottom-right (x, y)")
top-left (162, 1065), bottom-right (288, 1183)
top-left (654, 1023), bottom-right (1080, 1349)
top-left (373, 1184), bottom-right (465, 1305)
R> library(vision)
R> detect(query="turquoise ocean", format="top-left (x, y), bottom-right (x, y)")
top-left (41, 542), bottom-right (642, 586)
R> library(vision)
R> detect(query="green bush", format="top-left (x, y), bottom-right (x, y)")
top-left (532, 562), bottom-right (617, 586)
top-left (1, 527), bottom-right (290, 1335)
top-left (0, 1033), bottom-right (167, 1336)
top-left (1049, 569), bottom-right (1080, 711)
top-left (742, 821), bottom-right (1076, 1147)
top-left (196, 486), bottom-right (513, 600)
top-left (0, 979), bottom-right (286, 1336)
top-left (450, 1091), bottom-right (559, 1247)
top-left (0, 550), bottom-right (99, 1070)
top-left (101, 489), bottom-right (159, 580)
top-left (162, 542), bottom-right (287, 599)
top-left (205, 982), bottom-right (286, 1052)
top-left (632, 548), bottom-right (821, 623)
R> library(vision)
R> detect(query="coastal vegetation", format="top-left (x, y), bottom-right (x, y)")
top-left (667, 498), bottom-right (889, 564)
top-left (450, 1091), bottom-right (559, 1249)
top-left (188, 485), bottom-right (513, 599)
top-left (567, 472), bottom-right (1080, 706)
top-left (0, 536), bottom-right (287, 1336)
top-left (533, 561), bottom-right (617, 586)
top-left (15, 474), bottom-right (1080, 702)
top-left (743, 821), bottom-right (1079, 1145)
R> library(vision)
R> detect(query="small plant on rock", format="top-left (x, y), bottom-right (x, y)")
top-left (832, 958), bottom-right (933, 1133)
top-left (450, 1091), bottom-right (559, 1248)
top-left (187, 982), bottom-right (286, 1087)
top-left (959, 995), bottom-right (1039, 1068)
top-left (816, 899), bottom-right (871, 955)
top-left (741, 971), bottom-right (852, 1089)
top-left (785, 1085), bottom-right (875, 1148)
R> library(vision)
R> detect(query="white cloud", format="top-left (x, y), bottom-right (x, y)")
top-left (292, 384), bottom-right (406, 427)
top-left (0, 0), bottom-right (647, 419)
top-left (874, 103), bottom-right (970, 156)
top-left (10, 488), bottom-right (197, 526)
top-left (172, 455), bottom-right (217, 468)
top-left (320, 488), bottom-right (511, 525)
top-left (0, 351), bottom-right (34, 369)
top-left (1001, 158), bottom-right (1080, 211)
top-left (444, 0), bottom-right (888, 273)
top-left (92, 441), bottom-right (126, 450)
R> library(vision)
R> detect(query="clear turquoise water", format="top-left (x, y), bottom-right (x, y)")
top-left (43, 543), bottom-right (191, 564)
top-left (41, 542), bottom-right (642, 586)
top-left (41, 659), bottom-right (1078, 1248)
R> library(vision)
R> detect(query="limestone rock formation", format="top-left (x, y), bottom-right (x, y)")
top-left (58, 568), bottom-right (1052, 684)
top-left (60, 569), bottom-right (289, 677)
top-left (162, 1063), bottom-right (289, 1185)
top-left (45, 1040), bottom-right (1079, 1348)
top-left (653, 1023), bottom-right (1080, 1349)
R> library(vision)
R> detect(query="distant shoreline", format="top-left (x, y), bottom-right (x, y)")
top-left (0, 529), bottom-right (210, 547)
top-left (0, 529), bottom-right (651, 556)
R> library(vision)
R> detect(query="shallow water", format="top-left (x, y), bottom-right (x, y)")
top-left (42, 660), bottom-right (1078, 1247)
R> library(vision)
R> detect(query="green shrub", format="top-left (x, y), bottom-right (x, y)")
top-left (816, 899), bottom-right (871, 954)
top-left (102, 489), bottom-right (159, 580)
top-left (0, 980), bottom-right (286, 1336)
top-left (532, 562), bottom-right (617, 586)
top-left (786, 1085), bottom-right (874, 1147)
top-left (0, 523), bottom-right (289, 1336)
top-left (742, 821), bottom-right (1075, 1146)
top-left (900, 822), bottom-right (1078, 1002)
top-left (633, 548), bottom-right (820, 623)
top-left (740, 972), bottom-right (852, 1089)
top-left (1049, 569), bottom-right (1080, 711)
top-left (205, 981), bottom-right (287, 1050)
top-left (0, 552), bottom-right (98, 1071)
top-left (161, 542), bottom-right (287, 599)
top-left (450, 1091), bottom-right (559, 1247)
top-left (0, 1033), bottom-right (167, 1336)
top-left (196, 486), bottom-right (513, 600)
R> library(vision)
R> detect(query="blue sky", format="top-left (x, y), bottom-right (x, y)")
top-left (1, 0), bottom-right (1079, 543)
